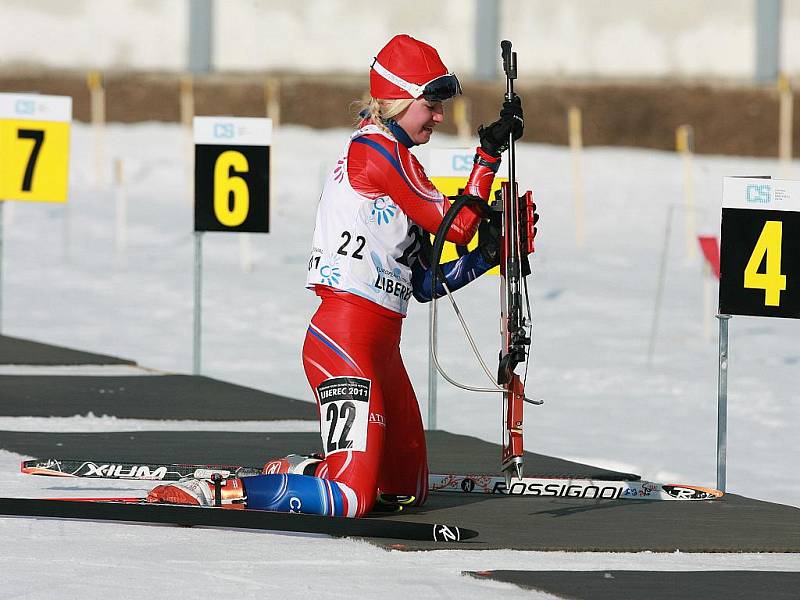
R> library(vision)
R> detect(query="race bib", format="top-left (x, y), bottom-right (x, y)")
top-left (317, 377), bottom-right (371, 455)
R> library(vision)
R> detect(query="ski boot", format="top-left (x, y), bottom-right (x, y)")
top-left (147, 476), bottom-right (246, 508)
top-left (373, 493), bottom-right (416, 513)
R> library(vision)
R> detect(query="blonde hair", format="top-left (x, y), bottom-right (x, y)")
top-left (356, 97), bottom-right (414, 134)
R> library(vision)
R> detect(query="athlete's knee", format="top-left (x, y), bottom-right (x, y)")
top-left (318, 457), bottom-right (381, 516)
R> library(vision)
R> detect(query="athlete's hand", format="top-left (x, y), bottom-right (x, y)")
top-left (477, 215), bottom-right (502, 266)
top-left (478, 96), bottom-right (524, 157)
top-left (477, 201), bottom-right (538, 267)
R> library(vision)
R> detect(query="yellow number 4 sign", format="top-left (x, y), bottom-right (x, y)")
top-left (743, 220), bottom-right (786, 307)
top-left (719, 177), bottom-right (800, 319)
top-left (0, 94), bottom-right (71, 203)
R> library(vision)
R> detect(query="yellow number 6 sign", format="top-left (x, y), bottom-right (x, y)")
top-left (0, 93), bottom-right (71, 203)
top-left (213, 150), bottom-right (250, 227)
top-left (194, 116), bottom-right (271, 233)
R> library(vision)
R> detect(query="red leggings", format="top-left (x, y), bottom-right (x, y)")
top-left (302, 291), bottom-right (428, 516)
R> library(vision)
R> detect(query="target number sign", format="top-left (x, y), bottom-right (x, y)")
top-left (428, 147), bottom-right (505, 273)
top-left (194, 117), bottom-right (271, 233)
top-left (0, 93), bottom-right (71, 203)
top-left (719, 177), bottom-right (800, 318)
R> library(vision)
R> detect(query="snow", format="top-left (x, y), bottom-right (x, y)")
top-left (1, 122), bottom-right (798, 596)
top-left (1, 454), bottom-right (798, 600)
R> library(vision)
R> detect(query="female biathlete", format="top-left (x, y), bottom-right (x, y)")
top-left (149, 34), bottom-right (527, 517)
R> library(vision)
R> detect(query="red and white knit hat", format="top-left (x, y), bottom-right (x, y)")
top-left (370, 35), bottom-right (460, 101)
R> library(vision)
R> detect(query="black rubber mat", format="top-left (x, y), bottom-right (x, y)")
top-left (0, 375), bottom-right (317, 420)
top-left (464, 571), bottom-right (800, 600)
top-left (3, 429), bottom-right (798, 552)
top-left (0, 430), bottom-right (633, 480)
top-left (391, 491), bottom-right (800, 552)
top-left (0, 335), bottom-right (135, 365)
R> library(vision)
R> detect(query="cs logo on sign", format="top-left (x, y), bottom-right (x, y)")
top-left (14, 99), bottom-right (36, 116)
top-left (213, 123), bottom-right (235, 139)
top-left (451, 154), bottom-right (472, 173)
top-left (746, 184), bottom-right (771, 205)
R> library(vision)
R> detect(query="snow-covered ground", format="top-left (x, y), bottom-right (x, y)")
top-left (1, 122), bottom-right (798, 597)
top-left (0, 444), bottom-right (796, 599)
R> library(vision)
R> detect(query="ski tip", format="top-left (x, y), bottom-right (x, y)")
top-left (663, 484), bottom-right (724, 500)
top-left (20, 466), bottom-right (71, 478)
top-left (432, 524), bottom-right (479, 542)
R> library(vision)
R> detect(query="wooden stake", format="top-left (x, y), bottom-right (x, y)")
top-left (87, 70), bottom-right (106, 188)
top-left (239, 233), bottom-right (253, 273)
top-left (180, 75), bottom-right (194, 130)
top-left (114, 158), bottom-right (127, 253)
top-left (568, 106), bottom-right (585, 248)
top-left (453, 96), bottom-right (471, 142)
top-left (703, 261), bottom-right (712, 341)
top-left (778, 73), bottom-right (793, 179)
top-left (676, 124), bottom-right (696, 261)
top-left (180, 75), bottom-right (195, 204)
top-left (264, 77), bottom-right (281, 126)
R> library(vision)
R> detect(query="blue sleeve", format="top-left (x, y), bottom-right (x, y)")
top-left (242, 473), bottom-right (351, 517)
top-left (411, 248), bottom-right (494, 303)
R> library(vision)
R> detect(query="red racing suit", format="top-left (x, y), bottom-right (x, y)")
top-left (302, 118), bottom-right (500, 516)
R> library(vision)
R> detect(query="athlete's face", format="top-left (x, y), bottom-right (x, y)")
top-left (395, 98), bottom-right (444, 145)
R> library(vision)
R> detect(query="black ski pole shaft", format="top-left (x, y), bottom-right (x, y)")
top-left (500, 40), bottom-right (522, 325)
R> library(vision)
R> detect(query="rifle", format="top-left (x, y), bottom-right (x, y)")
top-left (496, 40), bottom-right (539, 482)
top-left (429, 40), bottom-right (539, 485)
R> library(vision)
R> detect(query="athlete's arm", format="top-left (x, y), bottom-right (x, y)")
top-left (408, 230), bottom-right (494, 302)
top-left (410, 251), bottom-right (494, 302)
top-left (347, 134), bottom-right (499, 246)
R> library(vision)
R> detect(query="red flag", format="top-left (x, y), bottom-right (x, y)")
top-left (698, 235), bottom-right (720, 279)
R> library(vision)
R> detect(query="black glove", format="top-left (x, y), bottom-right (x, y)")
top-left (477, 213), bottom-right (502, 266)
top-left (478, 96), bottom-right (524, 157)
top-left (478, 201), bottom-right (539, 268)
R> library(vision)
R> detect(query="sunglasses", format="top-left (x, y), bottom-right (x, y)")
top-left (371, 58), bottom-right (462, 102)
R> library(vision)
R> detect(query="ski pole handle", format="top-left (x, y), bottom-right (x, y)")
top-left (501, 40), bottom-right (517, 80)
top-left (500, 40), bottom-right (517, 193)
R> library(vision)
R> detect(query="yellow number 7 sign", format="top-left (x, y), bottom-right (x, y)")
top-left (0, 94), bottom-right (71, 203)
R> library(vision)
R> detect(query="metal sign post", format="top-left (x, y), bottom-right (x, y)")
top-left (427, 302), bottom-right (438, 430)
top-left (717, 176), bottom-right (800, 493)
top-left (715, 313), bottom-right (731, 491)
top-left (193, 231), bottom-right (203, 374)
top-left (0, 93), bottom-right (72, 335)
top-left (0, 202), bottom-right (3, 332)
top-left (425, 148), bottom-right (507, 430)
top-left (192, 116), bottom-right (272, 375)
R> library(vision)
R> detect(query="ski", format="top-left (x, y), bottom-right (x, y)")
top-left (0, 497), bottom-right (477, 542)
top-left (429, 474), bottom-right (724, 501)
top-left (20, 458), bottom-right (262, 481)
top-left (20, 458), bottom-right (722, 500)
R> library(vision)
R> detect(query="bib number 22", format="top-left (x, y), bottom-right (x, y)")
top-left (316, 377), bottom-right (371, 456)
top-left (325, 401), bottom-right (356, 452)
